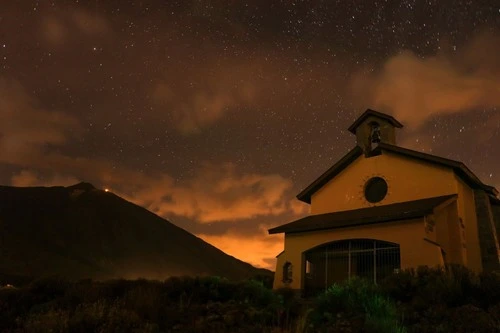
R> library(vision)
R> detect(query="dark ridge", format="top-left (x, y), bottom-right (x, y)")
top-left (0, 184), bottom-right (271, 284)
top-left (66, 182), bottom-right (96, 191)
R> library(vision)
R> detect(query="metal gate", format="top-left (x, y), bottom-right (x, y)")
top-left (303, 239), bottom-right (400, 296)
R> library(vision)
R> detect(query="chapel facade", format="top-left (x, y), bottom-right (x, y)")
top-left (269, 109), bottom-right (500, 295)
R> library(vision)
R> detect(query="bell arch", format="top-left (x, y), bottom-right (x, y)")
top-left (303, 238), bottom-right (400, 296)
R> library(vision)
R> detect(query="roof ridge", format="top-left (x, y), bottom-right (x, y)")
top-left (348, 109), bottom-right (404, 134)
top-left (376, 142), bottom-right (461, 165)
top-left (296, 146), bottom-right (363, 203)
top-left (296, 141), bottom-right (498, 205)
top-left (377, 143), bottom-right (497, 196)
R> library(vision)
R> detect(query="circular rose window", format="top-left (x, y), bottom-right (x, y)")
top-left (364, 177), bottom-right (388, 203)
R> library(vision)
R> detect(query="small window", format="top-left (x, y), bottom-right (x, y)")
top-left (364, 177), bottom-right (388, 203)
top-left (282, 262), bottom-right (293, 283)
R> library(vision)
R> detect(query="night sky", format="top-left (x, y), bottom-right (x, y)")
top-left (1, 1), bottom-right (499, 269)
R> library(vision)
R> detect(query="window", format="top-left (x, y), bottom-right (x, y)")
top-left (364, 177), bottom-right (388, 203)
top-left (304, 239), bottom-right (400, 296)
top-left (282, 262), bottom-right (293, 283)
top-left (306, 260), bottom-right (312, 274)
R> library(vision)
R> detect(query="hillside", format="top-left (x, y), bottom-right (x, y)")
top-left (0, 182), bottom-right (271, 283)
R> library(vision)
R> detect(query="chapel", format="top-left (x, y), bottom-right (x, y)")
top-left (269, 109), bottom-right (500, 295)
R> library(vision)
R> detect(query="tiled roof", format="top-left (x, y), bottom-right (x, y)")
top-left (347, 109), bottom-right (404, 134)
top-left (269, 194), bottom-right (457, 234)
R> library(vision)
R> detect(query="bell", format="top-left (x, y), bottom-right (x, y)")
top-left (371, 128), bottom-right (381, 143)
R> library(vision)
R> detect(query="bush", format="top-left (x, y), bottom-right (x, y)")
top-left (273, 287), bottom-right (302, 328)
top-left (237, 279), bottom-right (276, 307)
top-left (477, 270), bottom-right (500, 308)
top-left (66, 299), bottom-right (154, 333)
top-left (28, 277), bottom-right (70, 303)
top-left (0, 269), bottom-right (497, 332)
top-left (447, 304), bottom-right (498, 333)
top-left (122, 281), bottom-right (163, 322)
top-left (378, 266), bottom-right (500, 332)
top-left (309, 277), bottom-right (405, 332)
top-left (23, 309), bottom-right (69, 333)
top-left (378, 268), bottom-right (417, 303)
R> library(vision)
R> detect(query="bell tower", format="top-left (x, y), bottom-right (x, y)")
top-left (348, 109), bottom-right (403, 155)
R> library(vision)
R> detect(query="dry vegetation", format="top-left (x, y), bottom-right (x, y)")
top-left (0, 266), bottom-right (498, 332)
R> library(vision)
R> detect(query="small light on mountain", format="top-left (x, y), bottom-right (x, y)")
top-left (104, 188), bottom-right (109, 192)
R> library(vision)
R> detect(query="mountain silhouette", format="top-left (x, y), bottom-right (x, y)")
top-left (0, 183), bottom-right (270, 283)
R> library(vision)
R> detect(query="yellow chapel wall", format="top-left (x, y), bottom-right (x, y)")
top-left (273, 252), bottom-right (287, 290)
top-left (310, 151), bottom-right (457, 215)
top-left (274, 219), bottom-right (444, 290)
top-left (433, 201), bottom-right (465, 266)
top-left (454, 176), bottom-right (482, 272)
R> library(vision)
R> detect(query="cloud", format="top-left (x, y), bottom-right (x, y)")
top-left (72, 9), bottom-right (111, 35)
top-left (350, 32), bottom-right (500, 129)
top-left (289, 198), bottom-right (310, 216)
top-left (128, 163), bottom-right (295, 223)
top-left (7, 150), bottom-right (297, 225)
top-left (41, 8), bottom-right (111, 45)
top-left (11, 170), bottom-right (79, 187)
top-left (0, 78), bottom-right (80, 165)
top-left (41, 158), bottom-right (297, 225)
top-left (150, 52), bottom-right (347, 135)
top-left (152, 64), bottom-right (257, 134)
top-left (477, 112), bottom-right (500, 144)
top-left (197, 225), bottom-right (283, 269)
top-left (0, 80), bottom-right (297, 224)
top-left (41, 16), bottom-right (67, 44)
top-left (0, 77), bottom-right (149, 189)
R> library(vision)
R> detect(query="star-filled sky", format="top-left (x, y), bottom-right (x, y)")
top-left (1, 1), bottom-right (499, 269)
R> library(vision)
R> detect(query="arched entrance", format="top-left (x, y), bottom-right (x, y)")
top-left (303, 239), bottom-right (400, 296)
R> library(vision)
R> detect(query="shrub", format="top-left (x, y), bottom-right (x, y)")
top-left (477, 270), bottom-right (500, 308)
top-left (379, 265), bottom-right (491, 309)
top-left (1, 271), bottom-right (496, 332)
top-left (364, 294), bottom-right (406, 333)
top-left (67, 299), bottom-right (150, 333)
top-left (447, 304), bottom-right (498, 333)
top-left (377, 266), bottom-right (500, 332)
top-left (237, 279), bottom-right (276, 307)
top-left (309, 277), bottom-right (405, 332)
top-left (273, 287), bottom-right (302, 328)
top-left (378, 268), bottom-right (417, 302)
top-left (23, 309), bottom-right (69, 333)
top-left (27, 277), bottom-right (70, 303)
top-left (314, 277), bottom-right (378, 315)
top-left (250, 273), bottom-right (274, 289)
top-left (94, 279), bottom-right (134, 300)
top-left (122, 281), bottom-right (163, 322)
